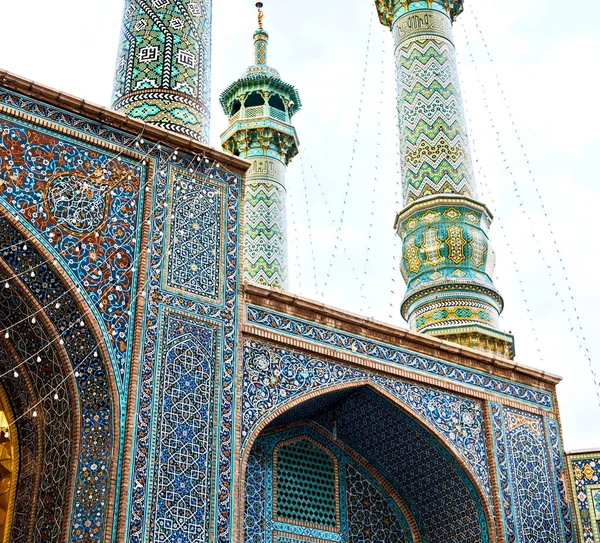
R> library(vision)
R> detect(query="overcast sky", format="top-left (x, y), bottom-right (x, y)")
top-left (0, 0), bottom-right (598, 450)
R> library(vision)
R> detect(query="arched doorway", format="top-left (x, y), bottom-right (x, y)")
top-left (0, 381), bottom-right (17, 542)
top-left (241, 386), bottom-right (492, 543)
top-left (0, 215), bottom-right (119, 543)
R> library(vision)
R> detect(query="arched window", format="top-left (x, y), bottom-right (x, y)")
top-left (274, 438), bottom-right (338, 528)
top-left (245, 92), bottom-right (265, 108)
top-left (269, 94), bottom-right (286, 112)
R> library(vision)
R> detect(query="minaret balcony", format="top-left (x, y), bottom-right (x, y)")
top-left (231, 104), bottom-right (290, 124)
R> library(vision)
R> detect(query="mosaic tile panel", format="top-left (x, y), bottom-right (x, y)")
top-left (490, 402), bottom-right (517, 542)
top-left (246, 306), bottom-right (552, 410)
top-left (568, 451), bottom-right (600, 543)
top-left (113, 0), bottom-right (212, 142)
top-left (245, 443), bottom-right (268, 543)
top-left (547, 418), bottom-right (575, 543)
top-left (0, 114), bottom-right (145, 388)
top-left (164, 167), bottom-right (225, 303)
top-left (345, 463), bottom-right (411, 543)
top-left (246, 425), bottom-right (414, 543)
top-left (242, 339), bottom-right (492, 501)
top-left (148, 307), bottom-right (219, 543)
top-left (126, 140), bottom-right (243, 543)
top-left (492, 404), bottom-right (565, 543)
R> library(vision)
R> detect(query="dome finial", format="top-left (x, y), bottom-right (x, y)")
top-left (256, 2), bottom-right (264, 29)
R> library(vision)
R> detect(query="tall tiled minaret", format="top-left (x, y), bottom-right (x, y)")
top-left (220, 3), bottom-right (301, 289)
top-left (375, 0), bottom-right (514, 358)
top-left (112, 0), bottom-right (212, 143)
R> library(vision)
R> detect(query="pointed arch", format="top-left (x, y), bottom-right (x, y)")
top-left (237, 379), bottom-right (497, 543)
top-left (0, 209), bottom-right (120, 543)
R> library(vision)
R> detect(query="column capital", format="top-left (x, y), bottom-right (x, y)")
top-left (374, 0), bottom-right (464, 28)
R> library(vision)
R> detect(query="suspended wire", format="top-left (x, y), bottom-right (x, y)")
top-left (457, 27), bottom-right (546, 362)
top-left (459, 23), bottom-right (600, 406)
top-left (296, 152), bottom-right (362, 303)
top-left (287, 183), bottom-right (304, 294)
top-left (321, 8), bottom-right (375, 297)
top-left (467, 8), bottom-right (600, 400)
top-left (298, 155), bottom-right (319, 296)
top-left (359, 31), bottom-right (388, 316)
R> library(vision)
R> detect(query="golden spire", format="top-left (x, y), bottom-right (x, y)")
top-left (256, 2), bottom-right (264, 29)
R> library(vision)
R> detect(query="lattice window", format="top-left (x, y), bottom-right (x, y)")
top-left (275, 439), bottom-right (338, 528)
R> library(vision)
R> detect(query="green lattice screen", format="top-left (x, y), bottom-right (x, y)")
top-left (275, 439), bottom-right (337, 527)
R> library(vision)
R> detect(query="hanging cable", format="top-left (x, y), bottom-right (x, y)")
top-left (467, 8), bottom-right (600, 398)
top-left (321, 8), bottom-right (375, 297)
top-left (298, 155), bottom-right (319, 296)
top-left (359, 31), bottom-right (388, 316)
top-left (459, 23), bottom-right (600, 406)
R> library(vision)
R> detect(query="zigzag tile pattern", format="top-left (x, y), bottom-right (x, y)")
top-left (397, 38), bottom-right (476, 204)
top-left (244, 182), bottom-right (288, 289)
top-left (112, 0), bottom-right (211, 143)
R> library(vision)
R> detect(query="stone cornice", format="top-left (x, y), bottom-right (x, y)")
top-left (242, 282), bottom-right (561, 390)
top-left (0, 69), bottom-right (251, 176)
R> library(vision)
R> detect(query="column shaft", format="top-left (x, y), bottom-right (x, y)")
top-left (244, 157), bottom-right (288, 289)
top-left (112, 0), bottom-right (212, 143)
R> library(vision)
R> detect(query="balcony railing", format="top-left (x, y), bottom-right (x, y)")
top-left (231, 105), bottom-right (290, 123)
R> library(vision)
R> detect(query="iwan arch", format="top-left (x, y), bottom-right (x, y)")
top-left (0, 0), bottom-right (593, 542)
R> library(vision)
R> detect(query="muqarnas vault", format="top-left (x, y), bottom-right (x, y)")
top-left (0, 0), bottom-right (593, 542)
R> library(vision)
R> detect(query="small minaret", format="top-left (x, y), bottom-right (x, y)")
top-left (375, 0), bottom-right (515, 358)
top-left (112, 0), bottom-right (212, 143)
top-left (220, 3), bottom-right (301, 289)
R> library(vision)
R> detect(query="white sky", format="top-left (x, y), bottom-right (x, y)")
top-left (0, 0), bottom-right (598, 450)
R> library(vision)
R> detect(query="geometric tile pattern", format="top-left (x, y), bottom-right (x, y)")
top-left (547, 419), bottom-right (576, 543)
top-left (275, 439), bottom-right (337, 527)
top-left (568, 451), bottom-right (600, 543)
top-left (165, 168), bottom-right (225, 302)
top-left (245, 424), bottom-right (414, 543)
top-left (113, 0), bottom-right (212, 142)
top-left (329, 389), bottom-right (489, 542)
top-left (148, 308), bottom-right (219, 543)
top-left (246, 305), bottom-right (553, 410)
top-left (245, 442), bottom-right (268, 543)
top-left (243, 179), bottom-right (289, 289)
top-left (492, 404), bottom-right (567, 543)
top-left (242, 339), bottom-right (493, 501)
top-left (346, 464), bottom-right (411, 543)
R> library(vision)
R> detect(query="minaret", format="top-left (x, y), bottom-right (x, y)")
top-left (112, 0), bottom-right (212, 143)
top-left (220, 3), bottom-right (301, 289)
top-left (375, 0), bottom-right (515, 358)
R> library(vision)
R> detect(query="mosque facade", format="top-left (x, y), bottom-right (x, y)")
top-left (0, 0), bottom-right (595, 542)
